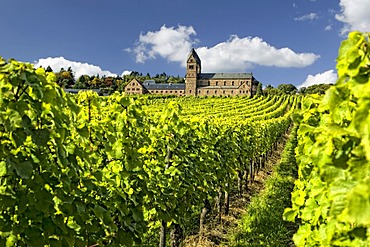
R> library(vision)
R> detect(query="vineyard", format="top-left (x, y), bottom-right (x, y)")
top-left (0, 57), bottom-right (297, 246)
top-left (1, 30), bottom-right (369, 246)
top-left (284, 31), bottom-right (370, 246)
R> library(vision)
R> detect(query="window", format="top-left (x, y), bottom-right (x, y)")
top-left (206, 90), bottom-right (209, 94)
top-left (231, 90), bottom-right (233, 94)
top-left (208, 81), bottom-right (210, 86)
top-left (136, 88), bottom-right (139, 91)
top-left (190, 90), bottom-right (192, 93)
top-left (127, 88), bottom-right (130, 91)
top-left (215, 90), bottom-right (217, 94)
top-left (170, 91), bottom-right (172, 93)
top-left (223, 90), bottom-right (225, 94)
top-left (189, 65), bottom-right (194, 69)
top-left (232, 81), bottom-right (234, 86)
top-left (224, 81), bottom-right (226, 86)
top-left (216, 81), bottom-right (218, 86)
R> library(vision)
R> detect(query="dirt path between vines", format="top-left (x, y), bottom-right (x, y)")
top-left (183, 130), bottom-right (291, 247)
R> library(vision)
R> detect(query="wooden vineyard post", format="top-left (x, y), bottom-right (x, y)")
top-left (159, 146), bottom-right (173, 247)
top-left (199, 199), bottom-right (211, 235)
top-left (170, 223), bottom-right (183, 247)
top-left (224, 183), bottom-right (230, 215)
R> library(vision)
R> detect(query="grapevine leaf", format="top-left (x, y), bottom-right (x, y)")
top-left (11, 128), bottom-right (26, 147)
top-left (0, 161), bottom-right (6, 177)
top-left (346, 183), bottom-right (370, 225)
top-left (93, 205), bottom-right (106, 220)
top-left (13, 161), bottom-right (33, 179)
top-left (32, 129), bottom-right (50, 146)
top-left (283, 208), bottom-right (297, 222)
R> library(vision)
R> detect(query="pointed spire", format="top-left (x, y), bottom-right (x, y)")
top-left (187, 48), bottom-right (201, 64)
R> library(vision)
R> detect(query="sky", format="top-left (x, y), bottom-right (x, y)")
top-left (1, 0), bottom-right (370, 88)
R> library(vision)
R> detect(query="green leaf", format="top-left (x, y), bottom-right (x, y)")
top-left (13, 161), bottom-right (33, 179)
top-left (0, 161), bottom-right (7, 177)
top-left (283, 208), bottom-right (297, 222)
top-left (11, 128), bottom-right (26, 147)
top-left (346, 183), bottom-right (370, 225)
top-left (32, 129), bottom-right (50, 146)
top-left (164, 166), bottom-right (179, 176)
top-left (21, 114), bottom-right (31, 128)
top-left (93, 205), bottom-right (106, 220)
top-left (5, 233), bottom-right (17, 247)
top-left (116, 229), bottom-right (134, 247)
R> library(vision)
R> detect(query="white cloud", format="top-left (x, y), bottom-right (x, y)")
top-left (197, 35), bottom-right (319, 72)
top-left (127, 25), bottom-right (320, 72)
top-left (34, 57), bottom-right (119, 78)
top-left (298, 70), bottom-right (337, 88)
top-left (125, 25), bottom-right (197, 64)
top-left (325, 24), bottom-right (333, 31)
top-left (336, 0), bottom-right (370, 34)
top-left (121, 70), bottom-right (132, 76)
top-left (294, 13), bottom-right (319, 21)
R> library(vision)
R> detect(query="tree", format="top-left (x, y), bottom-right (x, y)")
top-left (55, 68), bottom-right (75, 88)
top-left (88, 76), bottom-right (102, 89)
top-left (298, 83), bottom-right (332, 95)
top-left (45, 66), bottom-right (53, 72)
top-left (277, 83), bottom-right (297, 94)
top-left (256, 82), bottom-right (263, 96)
top-left (264, 84), bottom-right (281, 95)
top-left (74, 75), bottom-right (90, 89)
top-left (298, 87), bottom-right (307, 94)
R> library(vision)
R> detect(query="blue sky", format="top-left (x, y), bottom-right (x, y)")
top-left (1, 0), bottom-right (370, 88)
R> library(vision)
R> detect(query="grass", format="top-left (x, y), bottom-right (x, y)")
top-left (230, 125), bottom-right (299, 247)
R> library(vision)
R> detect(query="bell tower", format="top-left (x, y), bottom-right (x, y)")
top-left (185, 48), bottom-right (201, 96)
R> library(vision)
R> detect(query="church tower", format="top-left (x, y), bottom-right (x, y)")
top-left (185, 48), bottom-right (201, 96)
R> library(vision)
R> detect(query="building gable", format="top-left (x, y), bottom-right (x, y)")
top-left (124, 78), bottom-right (148, 94)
